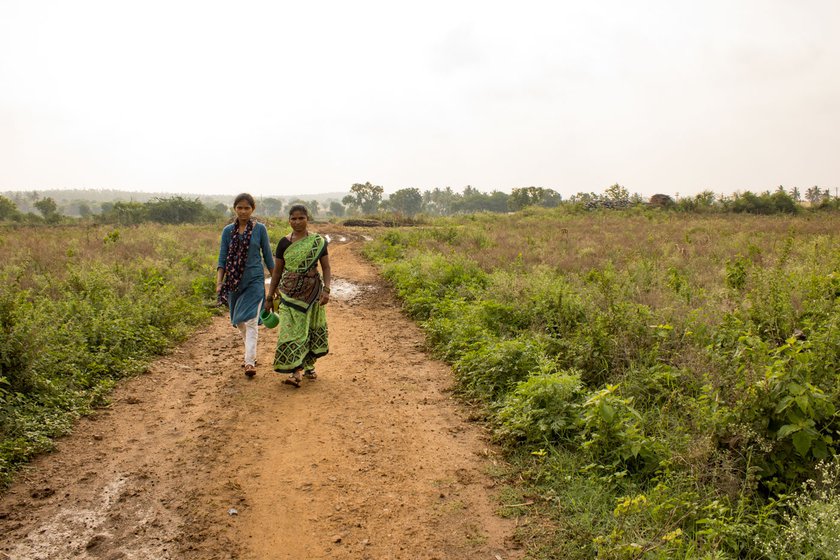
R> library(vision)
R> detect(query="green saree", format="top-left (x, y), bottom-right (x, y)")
top-left (273, 234), bottom-right (329, 373)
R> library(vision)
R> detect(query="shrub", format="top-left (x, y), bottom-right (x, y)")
top-left (455, 336), bottom-right (544, 400)
top-left (761, 459), bottom-right (840, 559)
top-left (0, 224), bottom-right (218, 486)
top-left (579, 384), bottom-right (661, 475)
top-left (728, 335), bottom-right (838, 487)
top-left (496, 367), bottom-right (583, 445)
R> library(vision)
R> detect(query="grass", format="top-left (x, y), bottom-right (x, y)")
top-left (0, 223), bottom-right (223, 486)
top-left (363, 207), bottom-right (840, 559)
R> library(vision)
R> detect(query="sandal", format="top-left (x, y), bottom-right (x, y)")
top-left (244, 364), bottom-right (257, 378)
top-left (283, 369), bottom-right (303, 388)
top-left (304, 370), bottom-right (318, 380)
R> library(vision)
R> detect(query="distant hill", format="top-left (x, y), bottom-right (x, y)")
top-left (1, 189), bottom-right (349, 217)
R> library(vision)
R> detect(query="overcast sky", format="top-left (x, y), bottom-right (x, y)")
top-left (1, 0), bottom-right (838, 198)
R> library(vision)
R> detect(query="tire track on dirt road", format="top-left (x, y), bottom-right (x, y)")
top-left (0, 228), bottom-right (522, 560)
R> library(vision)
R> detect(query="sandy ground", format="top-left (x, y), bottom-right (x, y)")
top-left (0, 227), bottom-right (522, 560)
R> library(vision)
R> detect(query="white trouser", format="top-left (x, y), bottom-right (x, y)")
top-left (236, 310), bottom-right (260, 366)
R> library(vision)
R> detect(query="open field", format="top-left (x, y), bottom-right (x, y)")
top-left (1, 210), bottom-right (839, 559)
top-left (364, 208), bottom-right (840, 559)
top-left (1, 232), bottom-right (519, 559)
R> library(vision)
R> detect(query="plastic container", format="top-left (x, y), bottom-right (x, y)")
top-left (259, 309), bottom-right (280, 328)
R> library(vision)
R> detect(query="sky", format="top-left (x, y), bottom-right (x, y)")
top-left (1, 0), bottom-right (838, 199)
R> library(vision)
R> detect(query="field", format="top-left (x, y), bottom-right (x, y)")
top-left (1, 210), bottom-right (838, 558)
top-left (0, 224), bottom-right (221, 485)
top-left (364, 208), bottom-right (840, 559)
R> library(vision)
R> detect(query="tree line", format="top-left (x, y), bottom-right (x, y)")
top-left (1, 183), bottom-right (838, 225)
top-left (339, 181), bottom-right (840, 217)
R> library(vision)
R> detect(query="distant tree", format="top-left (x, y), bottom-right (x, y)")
top-left (145, 196), bottom-right (211, 224)
top-left (423, 187), bottom-right (456, 216)
top-left (805, 186), bottom-right (823, 205)
top-left (569, 192), bottom-right (599, 205)
top-left (284, 199), bottom-right (309, 216)
top-left (729, 190), bottom-right (797, 215)
top-left (384, 188), bottom-right (423, 216)
top-left (342, 182), bottom-right (384, 214)
top-left (788, 186), bottom-right (801, 202)
top-left (603, 183), bottom-right (630, 205)
top-left (34, 197), bottom-right (61, 223)
top-left (260, 197), bottom-right (284, 217)
top-left (307, 200), bottom-right (321, 217)
top-left (694, 190), bottom-right (717, 208)
top-left (77, 202), bottom-right (93, 218)
top-left (0, 195), bottom-right (20, 221)
top-left (508, 187), bottom-right (562, 211)
top-left (770, 188), bottom-right (798, 214)
top-left (484, 190), bottom-right (511, 213)
top-left (450, 186), bottom-right (509, 214)
top-left (214, 203), bottom-right (229, 217)
top-left (104, 201), bottom-right (148, 225)
top-left (329, 201), bottom-right (346, 217)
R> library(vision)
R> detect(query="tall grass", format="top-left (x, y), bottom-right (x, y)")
top-left (364, 208), bottom-right (840, 559)
top-left (0, 224), bottom-right (221, 486)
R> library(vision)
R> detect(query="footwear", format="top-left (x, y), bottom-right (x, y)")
top-left (283, 369), bottom-right (303, 388)
top-left (244, 364), bottom-right (256, 378)
top-left (304, 369), bottom-right (317, 380)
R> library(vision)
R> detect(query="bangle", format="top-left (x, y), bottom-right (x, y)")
top-left (323, 286), bottom-right (331, 293)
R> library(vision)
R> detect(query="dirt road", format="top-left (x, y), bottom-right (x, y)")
top-left (0, 228), bottom-right (522, 560)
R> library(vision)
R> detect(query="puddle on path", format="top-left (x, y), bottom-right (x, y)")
top-left (264, 277), bottom-right (373, 302)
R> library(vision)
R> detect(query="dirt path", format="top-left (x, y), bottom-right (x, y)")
top-left (0, 228), bottom-right (522, 560)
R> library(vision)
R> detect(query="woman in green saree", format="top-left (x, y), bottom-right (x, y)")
top-left (265, 204), bottom-right (331, 387)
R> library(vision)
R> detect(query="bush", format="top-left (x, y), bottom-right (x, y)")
top-left (497, 368), bottom-right (583, 445)
top-left (0, 224), bottom-right (218, 486)
top-left (455, 336), bottom-right (544, 400)
top-left (362, 212), bottom-right (840, 558)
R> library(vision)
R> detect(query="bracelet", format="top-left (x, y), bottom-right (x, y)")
top-left (323, 286), bottom-right (331, 293)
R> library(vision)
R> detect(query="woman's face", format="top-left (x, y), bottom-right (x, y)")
top-left (289, 210), bottom-right (308, 232)
top-left (234, 200), bottom-right (254, 222)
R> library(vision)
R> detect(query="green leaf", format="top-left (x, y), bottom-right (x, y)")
top-left (599, 401), bottom-right (615, 423)
top-left (812, 439), bottom-right (829, 459)
top-left (774, 396), bottom-right (794, 414)
top-left (776, 424), bottom-right (801, 439)
top-left (787, 382), bottom-right (805, 396)
top-left (792, 430), bottom-right (814, 457)
top-left (794, 395), bottom-right (810, 414)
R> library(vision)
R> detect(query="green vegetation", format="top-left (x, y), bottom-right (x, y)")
top-left (364, 208), bottom-right (840, 559)
top-left (0, 224), bottom-right (220, 486)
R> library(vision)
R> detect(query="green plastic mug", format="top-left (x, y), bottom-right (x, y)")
top-left (260, 309), bottom-right (280, 329)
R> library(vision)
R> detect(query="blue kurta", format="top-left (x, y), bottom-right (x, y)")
top-left (217, 222), bottom-right (275, 325)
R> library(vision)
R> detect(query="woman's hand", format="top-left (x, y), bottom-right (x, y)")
top-left (264, 295), bottom-right (274, 312)
top-left (319, 290), bottom-right (330, 305)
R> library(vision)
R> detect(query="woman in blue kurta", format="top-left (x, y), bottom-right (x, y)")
top-left (216, 193), bottom-right (274, 377)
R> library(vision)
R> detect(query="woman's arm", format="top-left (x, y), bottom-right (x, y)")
top-left (318, 253), bottom-right (331, 305)
top-left (216, 267), bottom-right (225, 296)
top-left (216, 226), bottom-right (230, 296)
top-left (259, 224), bottom-right (275, 271)
top-left (265, 258), bottom-right (284, 311)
